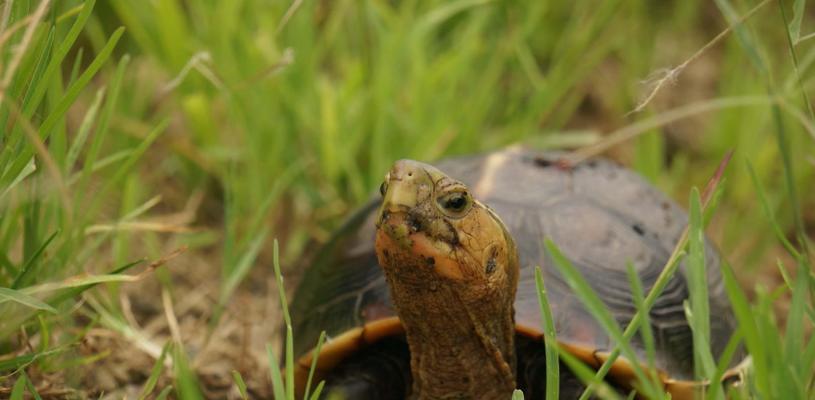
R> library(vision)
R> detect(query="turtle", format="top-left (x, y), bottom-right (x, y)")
top-left (289, 147), bottom-right (739, 399)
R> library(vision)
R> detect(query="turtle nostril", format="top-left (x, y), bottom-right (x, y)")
top-left (407, 214), bottom-right (421, 232)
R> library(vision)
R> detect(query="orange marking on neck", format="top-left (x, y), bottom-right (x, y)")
top-left (409, 233), bottom-right (463, 280)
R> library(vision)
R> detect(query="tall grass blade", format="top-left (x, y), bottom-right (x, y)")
top-left (156, 386), bottom-right (174, 400)
top-left (87, 118), bottom-right (168, 214)
top-left (304, 331), bottom-right (327, 400)
top-left (779, 0), bottom-right (815, 125)
top-left (745, 161), bottom-right (799, 258)
top-left (64, 86), bottom-right (105, 172)
top-left (0, 347), bottom-right (66, 372)
top-left (687, 187), bottom-right (716, 379)
top-left (9, 375), bottom-right (26, 400)
top-left (273, 239), bottom-right (292, 329)
top-left (214, 228), bottom-right (268, 326)
top-left (706, 331), bottom-right (743, 400)
top-left (309, 381), bottom-right (326, 400)
top-left (173, 344), bottom-right (204, 400)
top-left (78, 55), bottom-right (130, 196)
top-left (45, 259), bottom-right (143, 306)
top-left (625, 263), bottom-right (656, 376)
top-left (267, 343), bottom-right (287, 400)
top-left (11, 230), bottom-right (58, 289)
top-left (5, 19), bottom-right (123, 192)
top-left (0, 287), bottom-right (56, 313)
top-left (533, 266), bottom-right (559, 400)
top-left (22, 371), bottom-right (43, 400)
top-left (543, 239), bottom-right (659, 399)
top-left (232, 370), bottom-right (249, 400)
top-left (558, 347), bottom-right (625, 400)
top-left (577, 152), bottom-right (732, 399)
top-left (769, 59), bottom-right (811, 261)
top-left (789, 0), bottom-right (806, 42)
top-left (784, 254), bottom-right (809, 390)
top-left (721, 262), bottom-right (768, 395)
top-left (13, 0), bottom-right (95, 126)
top-left (138, 342), bottom-right (171, 400)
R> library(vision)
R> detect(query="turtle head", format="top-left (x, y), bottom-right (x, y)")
top-left (375, 159), bottom-right (518, 286)
top-left (374, 159), bottom-right (519, 398)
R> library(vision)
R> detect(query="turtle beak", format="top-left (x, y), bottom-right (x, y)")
top-left (378, 160), bottom-right (432, 213)
top-left (376, 160), bottom-right (435, 246)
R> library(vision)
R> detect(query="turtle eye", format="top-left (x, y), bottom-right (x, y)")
top-left (379, 181), bottom-right (388, 197)
top-left (444, 194), bottom-right (467, 210)
top-left (437, 191), bottom-right (471, 217)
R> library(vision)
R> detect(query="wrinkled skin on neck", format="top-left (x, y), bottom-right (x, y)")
top-left (375, 160), bottom-right (520, 400)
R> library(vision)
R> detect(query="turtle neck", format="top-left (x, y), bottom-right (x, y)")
top-left (382, 271), bottom-right (517, 400)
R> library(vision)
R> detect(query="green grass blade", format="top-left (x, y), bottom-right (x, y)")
top-left (416, 0), bottom-right (495, 33)
top-left (0, 158), bottom-right (35, 200)
top-left (267, 343), bottom-right (287, 400)
top-left (173, 344), bottom-right (204, 400)
top-left (576, 152), bottom-right (732, 399)
top-left (3, 26), bottom-right (54, 155)
top-left (215, 227), bottom-right (268, 325)
top-left (156, 386), bottom-right (174, 400)
top-left (304, 331), bottom-right (327, 400)
top-left (286, 324), bottom-right (295, 400)
top-left (625, 263), bottom-right (656, 374)
top-left (78, 55), bottom-right (130, 194)
top-left (512, 389), bottom-right (525, 400)
top-left (308, 381), bottom-right (326, 400)
top-left (745, 161), bottom-right (799, 258)
top-left (272, 238), bottom-right (297, 399)
top-left (13, 0), bottom-right (95, 124)
top-left (22, 371), bottom-right (43, 400)
top-left (687, 187), bottom-right (716, 379)
top-left (45, 259), bottom-right (143, 305)
top-left (713, 0), bottom-right (766, 74)
top-left (706, 330), bottom-right (743, 400)
top-left (87, 117), bottom-right (168, 215)
top-left (543, 239), bottom-right (658, 399)
top-left (534, 266), bottom-right (559, 400)
top-left (778, 0), bottom-right (815, 124)
top-left (721, 262), bottom-right (768, 395)
top-left (64, 86), bottom-right (105, 172)
top-left (36, 27), bottom-right (123, 141)
top-left (9, 375), bottom-right (26, 400)
top-left (37, 315), bottom-right (50, 352)
top-left (4, 16), bottom-right (122, 190)
top-left (0, 287), bottom-right (57, 313)
top-left (789, 0), bottom-right (805, 41)
top-left (701, 177), bottom-right (726, 228)
top-left (138, 342), bottom-right (172, 400)
top-left (23, 271), bottom-right (156, 295)
top-left (11, 230), bottom-right (59, 289)
top-left (784, 254), bottom-right (809, 384)
top-left (558, 346), bottom-right (625, 400)
top-left (232, 370), bottom-right (249, 400)
top-left (802, 335), bottom-right (815, 392)
top-left (0, 353), bottom-right (35, 372)
top-left (769, 100), bottom-right (809, 256)
top-left (273, 239), bottom-right (292, 330)
top-left (0, 347), bottom-right (67, 372)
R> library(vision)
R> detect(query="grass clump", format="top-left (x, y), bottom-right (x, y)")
top-left (0, 0), bottom-right (814, 397)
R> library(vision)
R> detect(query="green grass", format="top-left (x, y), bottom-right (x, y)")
top-left (0, 0), bottom-right (813, 398)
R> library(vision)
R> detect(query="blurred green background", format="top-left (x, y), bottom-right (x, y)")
top-left (0, 0), bottom-right (812, 397)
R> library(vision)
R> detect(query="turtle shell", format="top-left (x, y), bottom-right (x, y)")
top-left (290, 148), bottom-right (738, 397)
